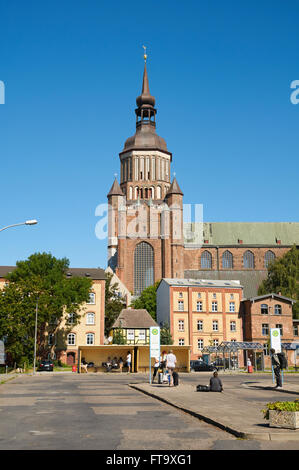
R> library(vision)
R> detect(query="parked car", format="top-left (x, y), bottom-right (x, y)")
top-left (38, 360), bottom-right (54, 372)
top-left (190, 360), bottom-right (218, 372)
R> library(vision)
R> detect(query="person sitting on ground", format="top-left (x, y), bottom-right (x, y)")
top-left (209, 371), bottom-right (223, 392)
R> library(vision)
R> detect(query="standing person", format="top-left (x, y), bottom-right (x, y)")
top-left (270, 348), bottom-right (282, 389)
top-left (119, 357), bottom-right (124, 373)
top-left (161, 351), bottom-right (167, 372)
top-left (209, 371), bottom-right (223, 392)
top-left (152, 357), bottom-right (160, 383)
top-left (126, 351), bottom-right (132, 373)
top-left (166, 349), bottom-right (177, 387)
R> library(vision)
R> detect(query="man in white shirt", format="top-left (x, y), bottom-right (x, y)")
top-left (166, 350), bottom-right (177, 386)
top-left (126, 351), bottom-right (132, 373)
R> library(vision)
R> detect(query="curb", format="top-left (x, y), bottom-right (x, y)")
top-left (130, 384), bottom-right (299, 441)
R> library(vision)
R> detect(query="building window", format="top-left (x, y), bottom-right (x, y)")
top-left (197, 339), bottom-right (204, 349)
top-left (274, 304), bottom-right (282, 315)
top-left (178, 300), bottom-right (184, 311)
top-left (230, 294), bottom-right (234, 299)
top-left (201, 251), bottom-right (212, 269)
top-left (178, 338), bottom-right (185, 346)
top-left (86, 312), bottom-right (95, 325)
top-left (229, 302), bottom-right (235, 312)
top-left (222, 250), bottom-right (233, 269)
top-left (243, 250), bottom-right (255, 269)
top-left (213, 339), bottom-right (219, 347)
top-left (67, 312), bottom-right (75, 324)
top-left (134, 242), bottom-right (154, 296)
top-left (230, 321), bottom-right (236, 332)
top-left (262, 324), bottom-right (269, 336)
top-left (179, 292), bottom-right (183, 298)
top-left (197, 292), bottom-right (201, 298)
top-left (293, 325), bottom-right (298, 336)
top-left (261, 304), bottom-right (268, 315)
top-left (178, 320), bottom-right (184, 331)
top-left (196, 301), bottom-right (203, 312)
top-left (213, 320), bottom-right (218, 331)
top-left (86, 333), bottom-right (95, 345)
top-left (87, 292), bottom-right (96, 304)
top-left (264, 343), bottom-right (269, 356)
top-left (265, 250), bottom-right (275, 268)
top-left (48, 333), bottom-right (55, 346)
top-left (276, 324), bottom-right (283, 336)
top-left (212, 301), bottom-right (218, 312)
top-left (67, 333), bottom-right (76, 346)
top-left (197, 320), bottom-right (203, 331)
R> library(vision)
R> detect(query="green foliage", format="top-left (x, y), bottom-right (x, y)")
top-left (131, 281), bottom-right (160, 321)
top-left (104, 272), bottom-right (126, 336)
top-left (112, 328), bottom-right (126, 345)
top-left (258, 245), bottom-right (299, 318)
top-left (0, 252), bottom-right (92, 366)
top-left (262, 400), bottom-right (299, 419)
top-left (160, 323), bottom-right (174, 345)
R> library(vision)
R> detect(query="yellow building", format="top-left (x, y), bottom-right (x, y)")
top-left (0, 266), bottom-right (106, 365)
top-left (157, 278), bottom-right (244, 360)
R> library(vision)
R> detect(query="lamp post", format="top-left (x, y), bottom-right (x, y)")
top-left (33, 298), bottom-right (39, 375)
top-left (0, 219), bottom-right (38, 232)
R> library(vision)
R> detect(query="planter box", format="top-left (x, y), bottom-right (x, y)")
top-left (269, 410), bottom-right (299, 430)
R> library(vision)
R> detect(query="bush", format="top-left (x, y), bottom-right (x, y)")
top-left (262, 400), bottom-right (299, 419)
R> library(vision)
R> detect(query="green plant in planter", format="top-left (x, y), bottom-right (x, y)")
top-left (262, 400), bottom-right (299, 420)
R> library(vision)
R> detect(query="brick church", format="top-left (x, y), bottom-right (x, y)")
top-left (107, 60), bottom-right (299, 299)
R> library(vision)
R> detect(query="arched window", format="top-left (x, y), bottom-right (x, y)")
top-left (67, 333), bottom-right (76, 346)
top-left (134, 187), bottom-right (139, 199)
top-left (157, 186), bottom-right (161, 199)
top-left (274, 304), bottom-right (282, 315)
top-left (86, 312), bottom-right (95, 325)
top-left (261, 304), bottom-right (268, 315)
top-left (200, 251), bottom-right (212, 269)
top-left (265, 250), bottom-right (275, 268)
top-left (134, 242), bottom-right (154, 296)
top-left (243, 250), bottom-right (255, 269)
top-left (222, 250), bottom-right (233, 269)
top-left (129, 186), bottom-right (133, 200)
top-left (86, 333), bottom-right (95, 345)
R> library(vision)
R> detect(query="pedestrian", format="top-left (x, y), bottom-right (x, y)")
top-left (166, 349), bottom-right (177, 387)
top-left (119, 357), bottom-right (124, 373)
top-left (270, 348), bottom-right (282, 389)
top-left (161, 350), bottom-right (167, 372)
top-left (209, 371), bottom-right (223, 392)
top-left (126, 351), bottom-right (132, 373)
top-left (152, 357), bottom-right (160, 383)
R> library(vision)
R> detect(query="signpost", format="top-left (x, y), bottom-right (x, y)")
top-left (149, 326), bottom-right (160, 384)
top-left (0, 340), bottom-right (5, 365)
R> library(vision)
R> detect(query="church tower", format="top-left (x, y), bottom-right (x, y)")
top-left (107, 55), bottom-right (184, 296)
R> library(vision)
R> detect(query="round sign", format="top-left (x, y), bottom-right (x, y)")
top-left (272, 330), bottom-right (279, 337)
top-left (152, 329), bottom-right (158, 335)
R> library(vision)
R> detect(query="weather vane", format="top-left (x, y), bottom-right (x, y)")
top-left (142, 45), bottom-right (147, 62)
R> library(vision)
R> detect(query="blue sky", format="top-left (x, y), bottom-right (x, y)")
top-left (0, 0), bottom-right (298, 269)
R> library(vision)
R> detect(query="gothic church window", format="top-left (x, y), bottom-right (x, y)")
top-left (222, 250), bottom-right (233, 269)
top-left (201, 250), bottom-right (212, 269)
top-left (265, 250), bottom-right (275, 268)
top-left (134, 242), bottom-right (154, 296)
top-left (243, 250), bottom-right (255, 269)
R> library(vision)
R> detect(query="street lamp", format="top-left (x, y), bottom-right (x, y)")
top-left (0, 219), bottom-right (38, 232)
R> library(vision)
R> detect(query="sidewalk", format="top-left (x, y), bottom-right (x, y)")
top-left (130, 375), bottom-right (299, 441)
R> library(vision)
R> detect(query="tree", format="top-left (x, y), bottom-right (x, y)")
top-left (0, 252), bottom-right (92, 366)
top-left (131, 281), bottom-right (160, 320)
top-left (104, 271), bottom-right (126, 336)
top-left (160, 323), bottom-right (173, 345)
top-left (258, 245), bottom-right (299, 318)
top-left (112, 328), bottom-right (126, 345)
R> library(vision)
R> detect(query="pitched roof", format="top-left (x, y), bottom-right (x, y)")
top-left (166, 177), bottom-right (183, 196)
top-left (107, 178), bottom-right (124, 197)
top-left (184, 270), bottom-right (268, 298)
top-left (0, 266), bottom-right (106, 280)
top-left (184, 222), bottom-right (299, 246)
top-left (112, 308), bottom-right (158, 329)
top-left (246, 293), bottom-right (296, 303)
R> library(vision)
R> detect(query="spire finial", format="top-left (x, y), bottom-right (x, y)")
top-left (142, 45), bottom-right (147, 63)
